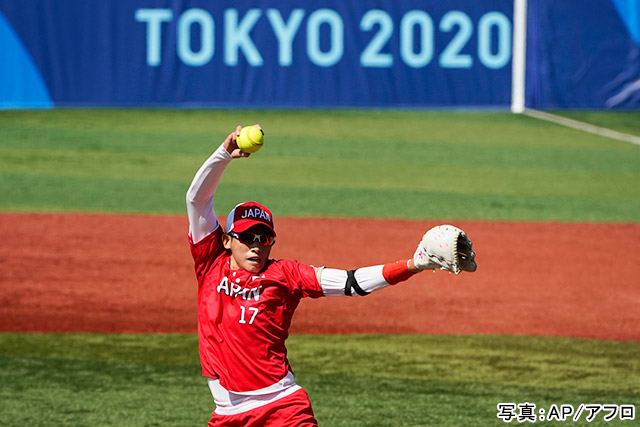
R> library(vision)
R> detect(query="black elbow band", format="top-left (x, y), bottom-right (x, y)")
top-left (345, 270), bottom-right (370, 296)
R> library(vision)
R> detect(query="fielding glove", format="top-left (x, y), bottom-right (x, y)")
top-left (413, 225), bottom-right (477, 274)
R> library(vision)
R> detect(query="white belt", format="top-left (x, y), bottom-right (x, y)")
top-left (208, 371), bottom-right (301, 415)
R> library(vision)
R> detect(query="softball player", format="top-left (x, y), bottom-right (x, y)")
top-left (186, 125), bottom-right (476, 426)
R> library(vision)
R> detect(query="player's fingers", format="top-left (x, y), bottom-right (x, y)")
top-left (230, 148), bottom-right (251, 159)
top-left (228, 126), bottom-right (243, 144)
top-left (227, 126), bottom-right (241, 143)
top-left (223, 132), bottom-right (235, 147)
top-left (252, 124), bottom-right (263, 133)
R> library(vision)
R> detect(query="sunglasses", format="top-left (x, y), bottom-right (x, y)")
top-left (228, 231), bottom-right (275, 247)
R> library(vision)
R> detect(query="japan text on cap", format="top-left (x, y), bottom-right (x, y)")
top-left (225, 202), bottom-right (275, 236)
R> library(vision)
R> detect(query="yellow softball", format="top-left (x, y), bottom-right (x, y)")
top-left (237, 126), bottom-right (264, 154)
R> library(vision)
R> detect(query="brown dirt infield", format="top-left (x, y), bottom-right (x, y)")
top-left (1, 213), bottom-right (639, 341)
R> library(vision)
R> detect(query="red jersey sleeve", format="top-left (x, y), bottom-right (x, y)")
top-left (277, 259), bottom-right (324, 299)
top-left (189, 226), bottom-right (226, 281)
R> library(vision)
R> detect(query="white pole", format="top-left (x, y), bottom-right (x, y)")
top-left (511, 0), bottom-right (527, 113)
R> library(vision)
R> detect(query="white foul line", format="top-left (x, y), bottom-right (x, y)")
top-left (523, 109), bottom-right (640, 147)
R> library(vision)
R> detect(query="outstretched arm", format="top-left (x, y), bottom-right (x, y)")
top-left (186, 125), bottom-right (255, 243)
top-left (317, 260), bottom-right (418, 296)
top-left (316, 225), bottom-right (477, 296)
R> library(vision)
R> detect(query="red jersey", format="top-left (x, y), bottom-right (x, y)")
top-left (190, 226), bottom-right (324, 393)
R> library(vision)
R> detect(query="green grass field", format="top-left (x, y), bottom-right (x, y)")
top-left (1, 109), bottom-right (639, 221)
top-left (1, 109), bottom-right (639, 426)
top-left (1, 333), bottom-right (639, 426)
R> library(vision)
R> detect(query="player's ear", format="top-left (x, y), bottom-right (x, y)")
top-left (222, 233), bottom-right (232, 250)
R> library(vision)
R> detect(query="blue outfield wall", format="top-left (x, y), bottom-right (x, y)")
top-left (527, 0), bottom-right (640, 109)
top-left (0, 0), bottom-right (638, 109)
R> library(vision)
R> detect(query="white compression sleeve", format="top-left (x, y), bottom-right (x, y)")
top-left (186, 144), bottom-right (232, 243)
top-left (319, 265), bottom-right (390, 297)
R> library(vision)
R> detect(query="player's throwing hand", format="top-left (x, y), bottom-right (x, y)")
top-left (223, 124), bottom-right (263, 159)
